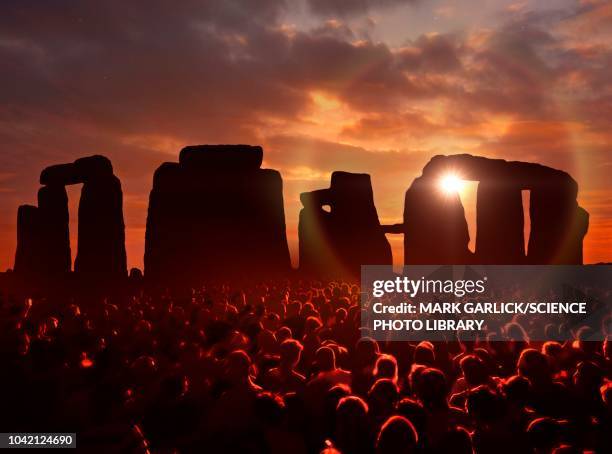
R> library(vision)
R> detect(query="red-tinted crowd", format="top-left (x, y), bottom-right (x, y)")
top-left (0, 281), bottom-right (610, 453)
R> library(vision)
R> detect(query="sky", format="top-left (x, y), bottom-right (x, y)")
top-left (1, 0), bottom-right (611, 270)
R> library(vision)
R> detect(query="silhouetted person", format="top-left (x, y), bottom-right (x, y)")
top-left (375, 415), bottom-right (418, 454)
top-left (263, 339), bottom-right (306, 395)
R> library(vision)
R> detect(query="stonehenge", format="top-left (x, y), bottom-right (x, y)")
top-left (299, 171), bottom-right (392, 278)
top-left (401, 154), bottom-right (589, 265)
top-left (144, 145), bottom-right (291, 283)
top-left (14, 155), bottom-right (127, 278)
top-left (13, 148), bottom-right (590, 285)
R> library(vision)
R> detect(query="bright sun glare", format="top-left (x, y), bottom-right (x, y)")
top-left (439, 173), bottom-right (464, 194)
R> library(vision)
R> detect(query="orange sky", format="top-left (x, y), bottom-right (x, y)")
top-left (1, 0), bottom-right (611, 270)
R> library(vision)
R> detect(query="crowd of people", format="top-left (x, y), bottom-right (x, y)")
top-left (0, 280), bottom-right (610, 453)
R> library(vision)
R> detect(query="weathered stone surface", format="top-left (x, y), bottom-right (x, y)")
top-left (75, 175), bottom-right (127, 276)
top-left (179, 145), bottom-right (263, 170)
top-left (144, 146), bottom-right (290, 283)
top-left (299, 171), bottom-right (392, 278)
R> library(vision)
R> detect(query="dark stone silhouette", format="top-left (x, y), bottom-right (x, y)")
top-left (14, 155), bottom-right (126, 278)
top-left (403, 174), bottom-right (471, 264)
top-left (14, 148), bottom-right (591, 283)
top-left (399, 154), bottom-right (589, 264)
top-left (37, 185), bottom-right (71, 274)
top-left (476, 181), bottom-right (524, 264)
top-left (179, 144), bottom-right (263, 169)
top-left (144, 145), bottom-right (291, 284)
top-left (14, 205), bottom-right (41, 274)
top-left (75, 172), bottom-right (126, 276)
top-left (299, 171), bottom-right (392, 278)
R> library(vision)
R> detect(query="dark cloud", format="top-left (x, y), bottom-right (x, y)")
top-left (398, 33), bottom-right (463, 73)
top-left (306, 0), bottom-right (417, 17)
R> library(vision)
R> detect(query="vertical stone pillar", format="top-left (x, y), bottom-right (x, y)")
top-left (528, 185), bottom-right (586, 264)
top-left (14, 205), bottom-right (41, 274)
top-left (144, 145), bottom-right (291, 284)
top-left (403, 176), bottom-right (471, 264)
top-left (75, 174), bottom-right (127, 276)
top-left (298, 172), bottom-right (392, 278)
top-left (475, 181), bottom-right (524, 264)
top-left (37, 185), bottom-right (71, 274)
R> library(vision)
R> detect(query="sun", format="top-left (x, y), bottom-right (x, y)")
top-left (439, 173), bottom-right (464, 194)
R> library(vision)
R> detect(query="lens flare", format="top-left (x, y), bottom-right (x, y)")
top-left (439, 173), bottom-right (464, 194)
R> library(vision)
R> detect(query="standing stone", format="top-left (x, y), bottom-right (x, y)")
top-left (398, 154), bottom-right (588, 265)
top-left (144, 163), bottom-right (186, 281)
top-left (14, 154), bottom-right (127, 280)
top-left (14, 205), bottom-right (41, 275)
top-left (75, 174), bottom-right (127, 277)
top-left (563, 206), bottom-right (589, 264)
top-left (528, 182), bottom-right (587, 264)
top-left (37, 185), bottom-right (71, 274)
top-left (298, 189), bottom-right (336, 276)
top-left (299, 171), bottom-right (392, 278)
top-left (144, 145), bottom-right (291, 284)
top-left (475, 181), bottom-right (524, 264)
top-left (403, 176), bottom-right (471, 264)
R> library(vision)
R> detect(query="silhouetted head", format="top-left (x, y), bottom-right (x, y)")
top-left (368, 378), bottom-right (399, 423)
top-left (502, 375), bottom-right (531, 406)
top-left (254, 391), bottom-right (285, 427)
top-left (335, 307), bottom-right (347, 323)
top-left (305, 316), bottom-right (323, 335)
top-left (355, 337), bottom-right (380, 365)
top-left (542, 341), bottom-right (563, 357)
top-left (415, 368), bottom-right (447, 409)
top-left (574, 327), bottom-right (597, 355)
top-left (506, 322), bottom-right (529, 343)
top-left (373, 354), bottom-right (398, 382)
top-left (130, 355), bottom-right (158, 387)
top-left (573, 360), bottom-right (603, 392)
top-left (544, 324), bottom-right (558, 340)
top-left (527, 417), bottom-right (562, 453)
top-left (280, 339), bottom-right (303, 368)
top-left (225, 349), bottom-right (252, 384)
top-left (276, 326), bottom-right (292, 343)
top-left (335, 396), bottom-right (370, 454)
top-left (438, 426), bottom-right (473, 454)
top-left (396, 398), bottom-right (426, 438)
top-left (375, 416), bottom-right (418, 454)
top-left (460, 354), bottom-right (488, 387)
top-left (518, 348), bottom-right (550, 385)
top-left (414, 341), bottom-right (435, 366)
top-left (466, 385), bottom-right (502, 423)
top-left (315, 346), bottom-right (336, 372)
